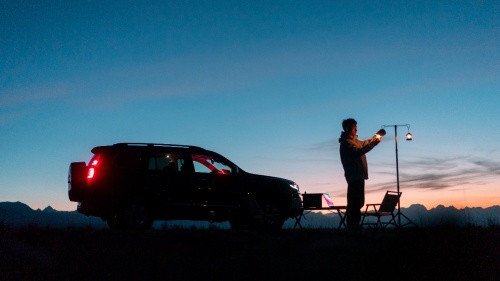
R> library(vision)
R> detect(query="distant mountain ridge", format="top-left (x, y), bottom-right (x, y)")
top-left (0, 201), bottom-right (499, 229)
top-left (287, 203), bottom-right (500, 229)
top-left (0, 201), bottom-right (107, 229)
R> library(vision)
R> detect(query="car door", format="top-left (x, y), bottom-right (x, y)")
top-left (113, 148), bottom-right (151, 198)
top-left (147, 149), bottom-right (193, 212)
top-left (189, 153), bottom-right (241, 210)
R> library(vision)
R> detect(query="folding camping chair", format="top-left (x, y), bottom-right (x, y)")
top-left (360, 191), bottom-right (401, 228)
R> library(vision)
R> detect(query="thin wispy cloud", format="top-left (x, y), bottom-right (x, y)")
top-left (0, 83), bottom-right (71, 108)
top-left (43, 48), bottom-right (304, 110)
top-left (371, 155), bottom-right (500, 192)
top-left (0, 110), bottom-right (29, 126)
top-left (0, 83), bottom-right (73, 125)
top-left (307, 139), bottom-right (339, 153)
top-left (304, 139), bottom-right (500, 195)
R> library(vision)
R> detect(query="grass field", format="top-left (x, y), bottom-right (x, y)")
top-left (1, 226), bottom-right (498, 281)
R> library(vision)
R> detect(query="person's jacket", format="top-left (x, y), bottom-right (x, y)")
top-left (339, 131), bottom-right (378, 182)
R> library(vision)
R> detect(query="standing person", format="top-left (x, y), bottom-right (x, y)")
top-left (339, 118), bottom-right (382, 229)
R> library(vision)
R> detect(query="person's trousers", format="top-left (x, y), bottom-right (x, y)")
top-left (346, 180), bottom-right (365, 226)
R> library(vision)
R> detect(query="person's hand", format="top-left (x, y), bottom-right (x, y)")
top-left (372, 135), bottom-right (382, 142)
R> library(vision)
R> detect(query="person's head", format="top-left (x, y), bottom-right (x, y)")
top-left (342, 118), bottom-right (357, 136)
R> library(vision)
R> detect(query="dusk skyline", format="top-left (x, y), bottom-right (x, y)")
top-left (1, 1), bottom-right (499, 211)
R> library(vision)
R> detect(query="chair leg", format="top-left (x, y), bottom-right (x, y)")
top-left (382, 214), bottom-right (397, 228)
top-left (376, 215), bottom-right (383, 228)
top-left (338, 211), bottom-right (347, 229)
top-left (293, 214), bottom-right (303, 229)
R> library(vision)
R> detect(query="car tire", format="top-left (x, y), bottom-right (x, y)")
top-left (230, 201), bottom-right (285, 230)
top-left (229, 196), bottom-right (260, 230)
top-left (107, 213), bottom-right (123, 230)
top-left (107, 203), bottom-right (154, 230)
top-left (258, 203), bottom-right (285, 230)
top-left (229, 216), bottom-right (251, 230)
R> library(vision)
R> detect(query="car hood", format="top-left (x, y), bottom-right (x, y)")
top-left (245, 172), bottom-right (296, 186)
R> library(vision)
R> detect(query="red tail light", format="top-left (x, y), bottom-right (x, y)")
top-left (87, 155), bottom-right (101, 185)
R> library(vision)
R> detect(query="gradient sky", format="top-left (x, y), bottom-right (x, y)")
top-left (1, 1), bottom-right (499, 211)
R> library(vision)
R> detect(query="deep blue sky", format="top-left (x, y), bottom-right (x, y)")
top-left (1, 1), bottom-right (499, 210)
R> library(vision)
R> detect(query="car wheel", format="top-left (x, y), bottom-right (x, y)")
top-left (230, 199), bottom-right (285, 230)
top-left (123, 203), bottom-right (154, 230)
top-left (258, 203), bottom-right (285, 230)
top-left (229, 216), bottom-right (253, 230)
top-left (230, 196), bottom-right (262, 230)
top-left (106, 213), bottom-right (124, 230)
top-left (107, 204), bottom-right (154, 230)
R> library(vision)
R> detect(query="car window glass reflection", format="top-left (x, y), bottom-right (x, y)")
top-left (149, 153), bottom-right (183, 172)
top-left (192, 154), bottom-right (232, 174)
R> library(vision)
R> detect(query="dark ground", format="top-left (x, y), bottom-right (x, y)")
top-left (1, 226), bottom-right (498, 281)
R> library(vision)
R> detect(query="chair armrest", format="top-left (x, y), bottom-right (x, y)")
top-left (363, 203), bottom-right (381, 213)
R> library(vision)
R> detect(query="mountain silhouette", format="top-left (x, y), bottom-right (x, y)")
top-left (0, 201), bottom-right (498, 229)
top-left (282, 203), bottom-right (500, 229)
top-left (0, 202), bottom-right (107, 229)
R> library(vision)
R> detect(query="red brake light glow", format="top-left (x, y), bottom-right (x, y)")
top-left (87, 155), bottom-right (101, 185)
top-left (87, 168), bottom-right (95, 179)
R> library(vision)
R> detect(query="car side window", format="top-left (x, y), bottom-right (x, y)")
top-left (115, 150), bottom-right (145, 169)
top-left (191, 154), bottom-right (232, 175)
top-left (149, 152), bottom-right (183, 172)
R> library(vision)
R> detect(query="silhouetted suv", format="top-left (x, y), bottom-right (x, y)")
top-left (68, 143), bottom-right (302, 230)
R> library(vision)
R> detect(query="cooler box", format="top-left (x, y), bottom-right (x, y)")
top-left (302, 193), bottom-right (323, 208)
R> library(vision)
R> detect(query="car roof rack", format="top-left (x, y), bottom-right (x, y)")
top-left (113, 143), bottom-right (205, 150)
